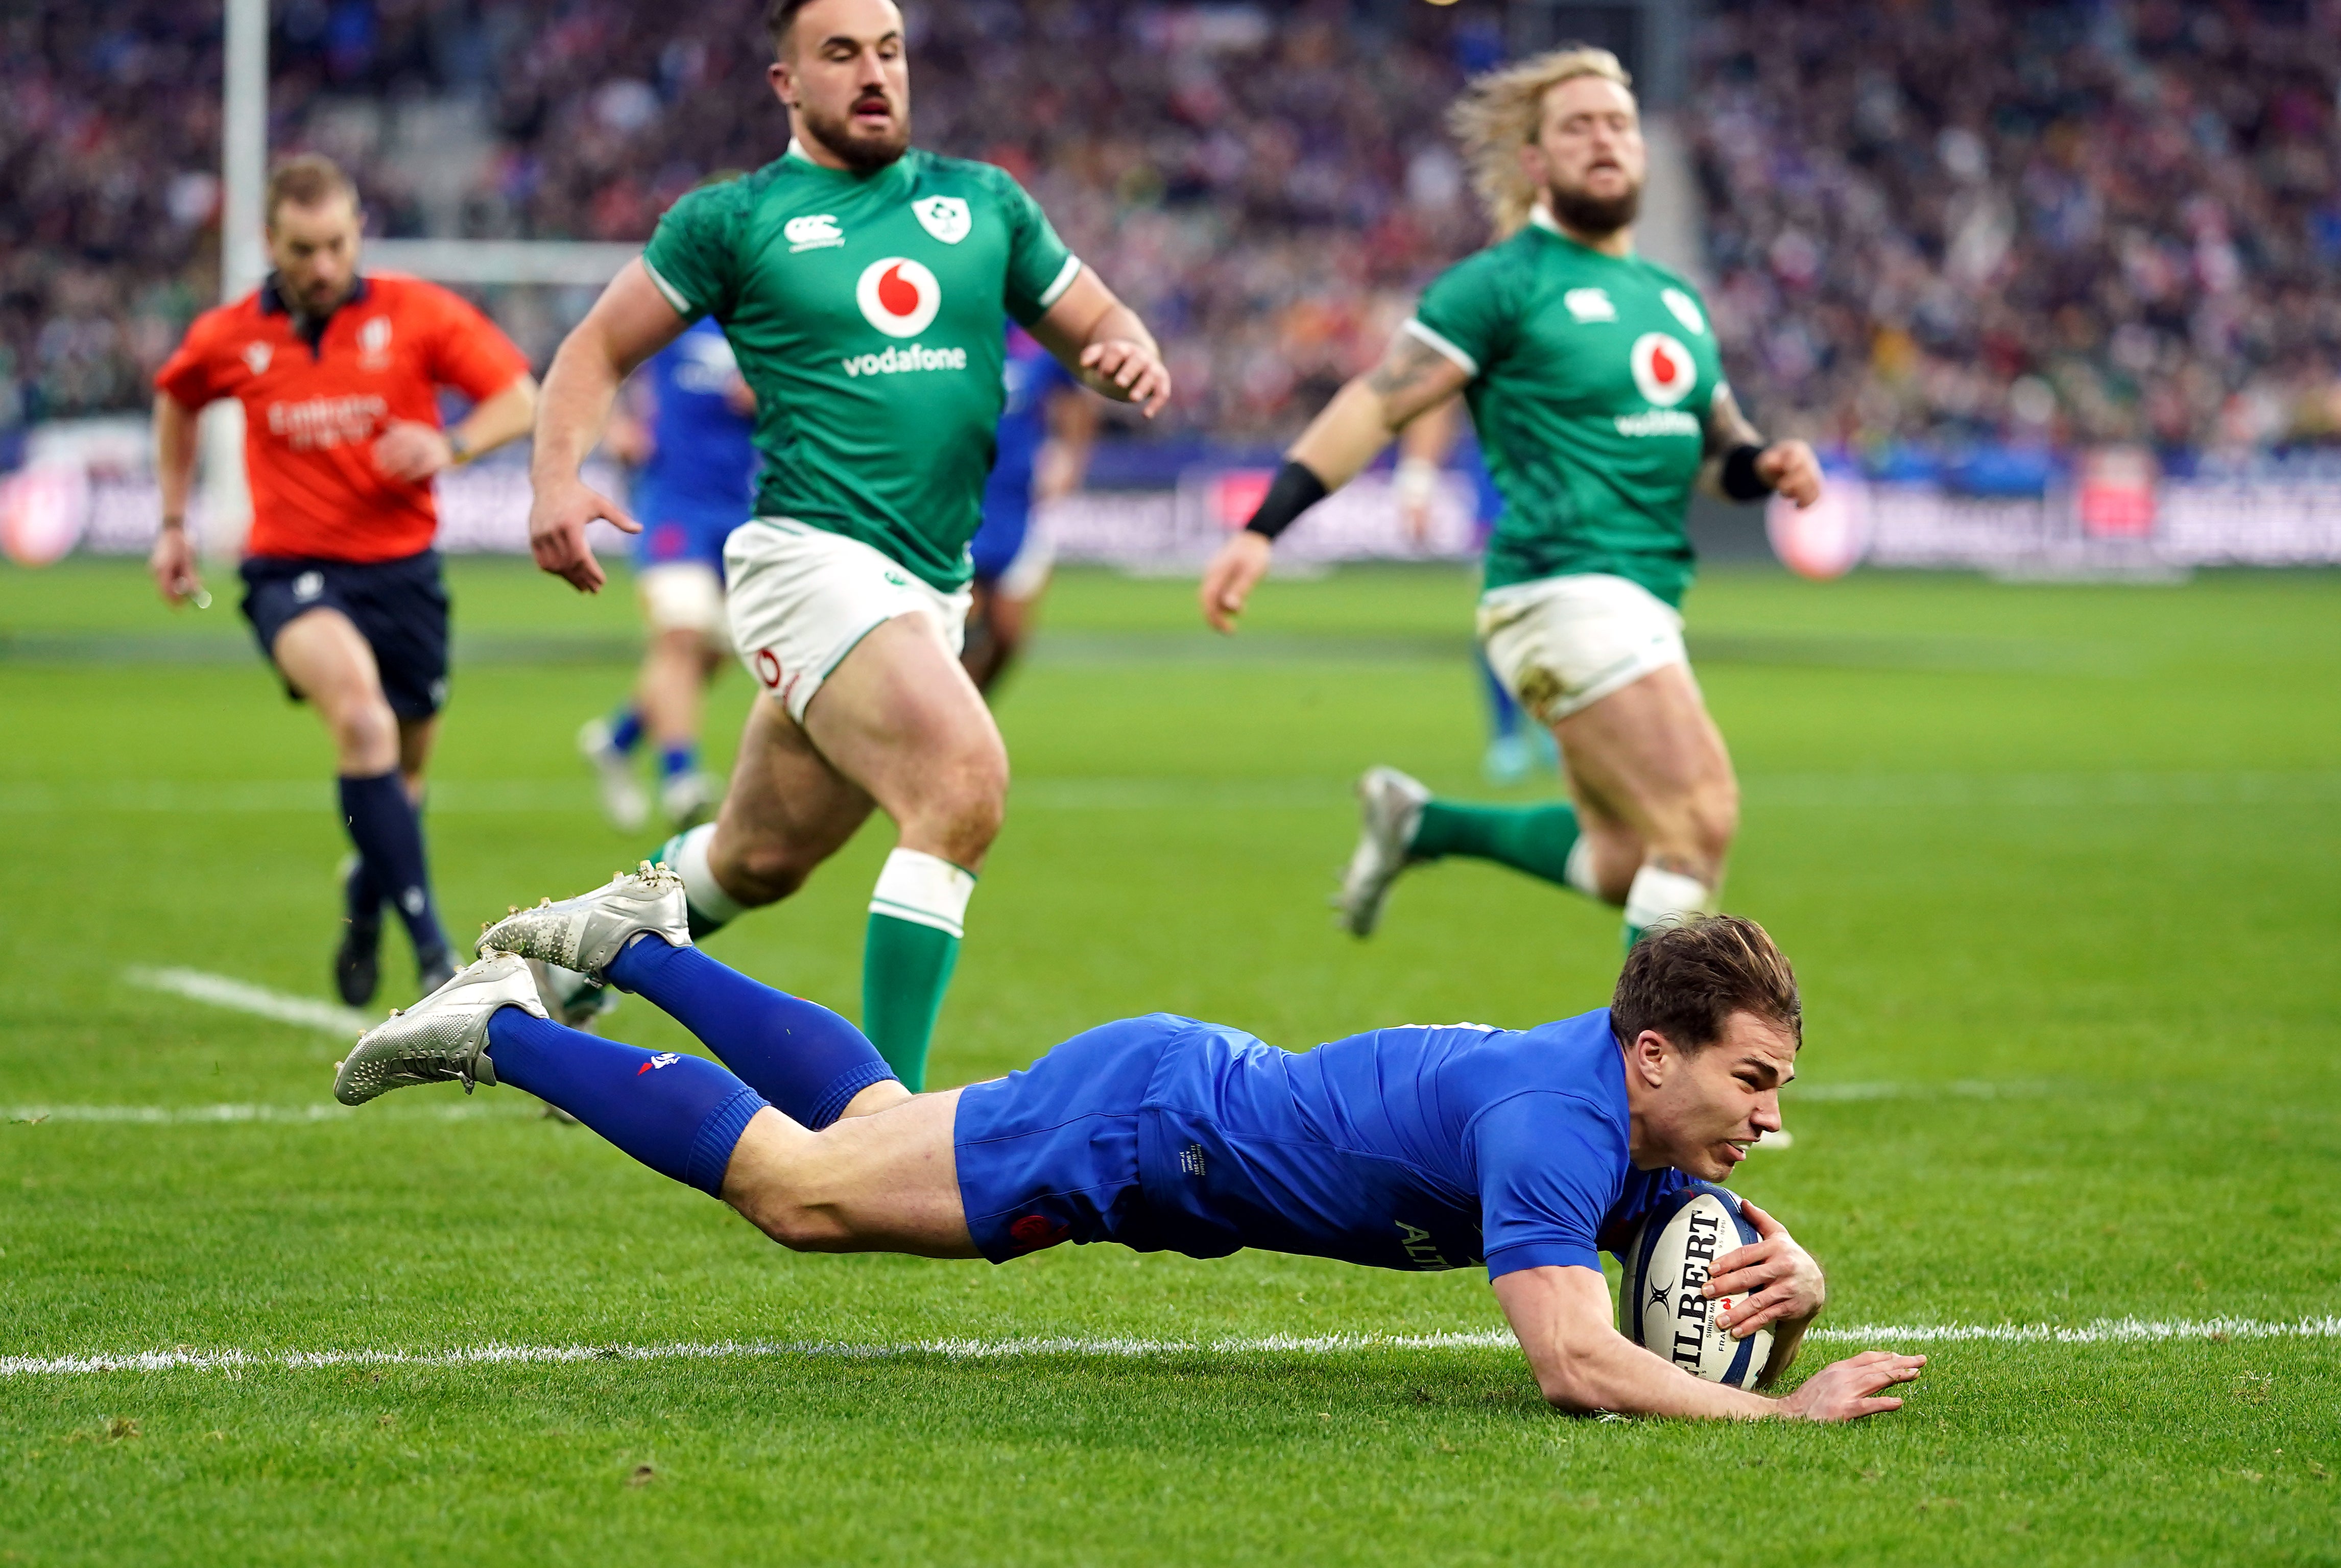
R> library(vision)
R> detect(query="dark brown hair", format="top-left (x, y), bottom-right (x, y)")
top-left (1610, 914), bottom-right (1801, 1053)
top-left (265, 154), bottom-right (358, 226)
top-left (765, 0), bottom-right (826, 56)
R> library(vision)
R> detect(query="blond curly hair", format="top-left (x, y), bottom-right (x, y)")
top-left (1447, 46), bottom-right (1636, 239)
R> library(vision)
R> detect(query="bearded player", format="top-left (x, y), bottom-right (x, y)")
top-left (526, 0), bottom-right (1166, 1091)
top-left (333, 881), bottom-right (1924, 1423)
top-left (150, 155), bottom-right (538, 1003)
top-left (1200, 49), bottom-right (1823, 952)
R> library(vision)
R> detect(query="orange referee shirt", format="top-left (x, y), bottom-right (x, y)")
top-left (155, 273), bottom-right (531, 563)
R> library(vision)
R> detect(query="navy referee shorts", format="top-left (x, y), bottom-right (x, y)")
top-left (240, 549), bottom-right (450, 720)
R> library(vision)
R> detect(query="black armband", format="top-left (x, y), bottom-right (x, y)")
top-left (1242, 460), bottom-right (1330, 541)
top-left (1719, 443), bottom-right (1774, 502)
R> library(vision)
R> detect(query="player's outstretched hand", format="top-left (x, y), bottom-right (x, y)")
top-left (373, 421), bottom-right (456, 484)
top-left (528, 475), bottom-right (639, 594)
top-left (1756, 440), bottom-right (1824, 508)
top-left (1773, 1350), bottom-right (1926, 1422)
top-left (148, 524), bottom-right (203, 608)
top-left (1705, 1197), bottom-right (1826, 1339)
top-left (1199, 529), bottom-right (1272, 634)
top-left (1080, 339), bottom-right (1171, 418)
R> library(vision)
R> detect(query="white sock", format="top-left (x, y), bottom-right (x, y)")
top-left (1623, 864), bottom-right (1712, 934)
top-left (869, 848), bottom-right (976, 937)
top-left (670, 822), bottom-right (745, 924)
top-left (1563, 836), bottom-right (1602, 900)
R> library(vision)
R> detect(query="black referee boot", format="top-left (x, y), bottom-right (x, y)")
top-left (336, 916), bottom-right (382, 1007)
top-left (335, 857), bottom-right (384, 1007)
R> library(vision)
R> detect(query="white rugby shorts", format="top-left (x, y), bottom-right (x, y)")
top-left (1476, 571), bottom-right (1689, 724)
top-left (637, 561), bottom-right (730, 647)
top-left (723, 519), bottom-right (969, 723)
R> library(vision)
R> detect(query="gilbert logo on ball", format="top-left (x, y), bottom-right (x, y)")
top-left (1617, 1180), bottom-right (1773, 1389)
top-left (856, 257), bottom-right (942, 337)
top-left (1630, 332), bottom-right (1695, 407)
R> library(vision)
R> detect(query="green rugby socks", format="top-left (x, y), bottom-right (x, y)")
top-left (1410, 799), bottom-right (1592, 892)
top-left (863, 848), bottom-right (976, 1092)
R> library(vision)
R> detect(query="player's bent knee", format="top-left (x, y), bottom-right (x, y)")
top-left (720, 838), bottom-right (815, 907)
top-left (1690, 779), bottom-right (1741, 859)
top-left (326, 700), bottom-right (400, 770)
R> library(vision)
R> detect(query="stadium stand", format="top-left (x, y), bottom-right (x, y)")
top-left (3, 1), bottom-right (2337, 462)
top-left (1691, 0), bottom-right (2341, 463)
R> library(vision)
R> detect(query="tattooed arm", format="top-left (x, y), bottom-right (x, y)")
top-left (1198, 329), bottom-right (1473, 631)
top-left (1695, 383), bottom-right (1823, 507)
top-left (1286, 329), bottom-right (1476, 492)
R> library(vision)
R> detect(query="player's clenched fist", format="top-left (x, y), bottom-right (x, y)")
top-left (1198, 529), bottom-right (1272, 634)
top-left (1078, 338), bottom-right (1170, 418)
top-left (1756, 439), bottom-right (1824, 508)
top-left (528, 476), bottom-right (639, 595)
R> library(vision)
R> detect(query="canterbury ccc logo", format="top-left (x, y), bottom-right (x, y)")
top-left (1630, 332), bottom-right (1696, 407)
top-left (856, 256), bottom-right (941, 338)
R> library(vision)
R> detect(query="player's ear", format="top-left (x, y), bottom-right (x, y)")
top-left (1517, 139), bottom-right (1548, 189)
top-left (1629, 1029), bottom-right (1671, 1087)
top-left (767, 59), bottom-right (794, 108)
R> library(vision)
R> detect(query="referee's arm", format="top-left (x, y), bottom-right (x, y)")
top-left (149, 391), bottom-right (204, 606)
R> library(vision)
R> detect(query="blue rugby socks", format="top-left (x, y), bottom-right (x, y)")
top-left (657, 742), bottom-right (698, 784)
top-left (483, 1007), bottom-right (767, 1197)
top-left (606, 936), bottom-right (898, 1129)
top-left (339, 771), bottom-right (448, 966)
top-left (607, 705), bottom-right (644, 755)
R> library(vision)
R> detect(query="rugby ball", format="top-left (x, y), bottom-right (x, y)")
top-left (1617, 1181), bottom-right (1773, 1388)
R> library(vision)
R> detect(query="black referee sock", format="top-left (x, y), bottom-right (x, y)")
top-left (338, 771), bottom-right (448, 964)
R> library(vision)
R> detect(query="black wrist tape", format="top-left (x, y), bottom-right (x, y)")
top-left (1243, 460), bottom-right (1330, 541)
top-left (1721, 443), bottom-right (1773, 502)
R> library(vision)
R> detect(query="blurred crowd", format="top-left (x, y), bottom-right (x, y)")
top-left (5, 0), bottom-right (2339, 463)
top-left (1693, 0), bottom-right (2341, 464)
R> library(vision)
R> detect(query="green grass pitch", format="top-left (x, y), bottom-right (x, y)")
top-left (2, 557), bottom-right (2336, 1565)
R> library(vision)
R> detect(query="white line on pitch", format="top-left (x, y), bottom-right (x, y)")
top-left (4, 1102), bottom-right (528, 1125)
top-left (123, 966), bottom-right (374, 1037)
top-left (6, 1316), bottom-right (2336, 1379)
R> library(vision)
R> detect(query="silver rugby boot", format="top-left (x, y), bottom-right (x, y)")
top-left (477, 862), bottom-right (691, 981)
top-left (1331, 766), bottom-right (1431, 938)
top-left (332, 951), bottom-right (546, 1105)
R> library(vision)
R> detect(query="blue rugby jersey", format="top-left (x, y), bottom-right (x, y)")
top-left (977, 324), bottom-right (1075, 534)
top-left (632, 317), bottom-right (757, 565)
top-left (1134, 1008), bottom-right (1688, 1277)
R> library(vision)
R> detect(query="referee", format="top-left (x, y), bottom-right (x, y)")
top-left (149, 155), bottom-right (538, 1003)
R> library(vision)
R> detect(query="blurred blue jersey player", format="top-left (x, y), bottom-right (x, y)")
top-left (341, 887), bottom-right (1923, 1422)
top-left (579, 317), bottom-right (758, 831)
top-left (960, 323), bottom-right (1095, 693)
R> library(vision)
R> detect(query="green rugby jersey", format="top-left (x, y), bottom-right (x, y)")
top-left (641, 143), bottom-right (1081, 591)
top-left (1408, 211), bottom-right (1725, 606)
